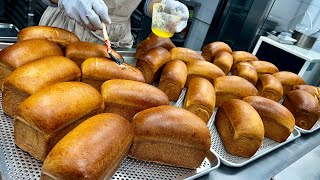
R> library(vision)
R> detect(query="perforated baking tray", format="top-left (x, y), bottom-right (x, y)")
top-left (295, 120), bottom-right (320, 134)
top-left (207, 110), bottom-right (301, 167)
top-left (0, 93), bottom-right (220, 180)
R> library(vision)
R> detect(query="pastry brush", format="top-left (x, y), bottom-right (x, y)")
top-left (102, 22), bottom-right (123, 65)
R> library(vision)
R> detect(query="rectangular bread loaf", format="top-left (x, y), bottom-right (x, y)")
top-left (41, 113), bottom-right (133, 180)
top-left (129, 105), bottom-right (211, 169)
top-left (101, 79), bottom-right (169, 122)
top-left (14, 82), bottom-right (104, 161)
top-left (2, 56), bottom-right (81, 118)
top-left (0, 39), bottom-right (63, 86)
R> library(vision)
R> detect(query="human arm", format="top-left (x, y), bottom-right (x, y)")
top-left (42, 0), bottom-right (111, 31)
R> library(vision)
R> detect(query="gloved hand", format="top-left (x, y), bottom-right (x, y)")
top-left (161, 0), bottom-right (189, 33)
top-left (58, 0), bottom-right (111, 31)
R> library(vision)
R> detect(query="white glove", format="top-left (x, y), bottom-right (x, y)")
top-left (58, 0), bottom-right (112, 31)
top-left (161, 0), bottom-right (189, 33)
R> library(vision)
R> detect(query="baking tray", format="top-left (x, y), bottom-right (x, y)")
top-left (207, 110), bottom-right (301, 167)
top-left (0, 24), bottom-right (19, 43)
top-left (0, 52), bottom-right (220, 180)
top-left (295, 119), bottom-right (320, 134)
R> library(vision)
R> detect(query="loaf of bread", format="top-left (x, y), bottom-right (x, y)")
top-left (81, 57), bottom-right (145, 91)
top-left (66, 41), bottom-right (123, 67)
top-left (292, 85), bottom-right (320, 101)
top-left (273, 71), bottom-right (305, 95)
top-left (184, 78), bottom-right (215, 123)
top-left (170, 47), bottom-right (206, 63)
top-left (249, 60), bottom-right (279, 75)
top-left (18, 26), bottom-right (80, 48)
top-left (135, 32), bottom-right (176, 59)
top-left (256, 74), bottom-right (283, 102)
top-left (41, 113), bottom-right (133, 180)
top-left (215, 99), bottom-right (264, 157)
top-left (101, 79), bottom-right (169, 122)
top-left (158, 60), bottom-right (187, 101)
top-left (232, 62), bottom-right (258, 85)
top-left (186, 60), bottom-right (225, 86)
top-left (283, 90), bottom-right (320, 130)
top-left (243, 96), bottom-right (295, 142)
top-left (213, 51), bottom-right (233, 75)
top-left (136, 47), bottom-right (171, 83)
top-left (201, 41), bottom-right (232, 61)
top-left (232, 51), bottom-right (258, 68)
top-left (14, 82), bottom-right (104, 160)
top-left (214, 76), bottom-right (259, 106)
top-left (0, 39), bottom-right (63, 86)
top-left (129, 105), bottom-right (211, 169)
top-left (2, 56), bottom-right (81, 118)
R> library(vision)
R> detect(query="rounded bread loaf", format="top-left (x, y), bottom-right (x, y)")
top-left (201, 41), bottom-right (232, 61)
top-left (136, 47), bottom-right (172, 84)
top-left (18, 26), bottom-right (80, 48)
top-left (158, 60), bottom-right (188, 101)
top-left (292, 85), bottom-right (320, 101)
top-left (232, 62), bottom-right (258, 85)
top-left (41, 113), bottom-right (134, 179)
top-left (249, 60), bottom-right (279, 75)
top-left (81, 57), bottom-right (145, 91)
top-left (66, 41), bottom-right (123, 67)
top-left (186, 60), bottom-right (225, 86)
top-left (256, 74), bottom-right (283, 102)
top-left (213, 51), bottom-right (233, 75)
top-left (101, 79), bottom-right (169, 122)
top-left (243, 96), bottom-right (295, 142)
top-left (170, 47), bottom-right (206, 63)
top-left (283, 90), bottom-right (320, 130)
top-left (184, 77), bottom-right (215, 123)
top-left (232, 51), bottom-right (258, 68)
top-left (214, 76), bottom-right (258, 106)
top-left (135, 32), bottom-right (175, 59)
top-left (129, 105), bottom-right (211, 169)
top-left (273, 71), bottom-right (305, 95)
top-left (215, 99), bottom-right (264, 157)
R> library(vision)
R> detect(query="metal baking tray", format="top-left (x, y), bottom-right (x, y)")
top-left (207, 110), bottom-right (301, 167)
top-left (0, 23), bottom-right (19, 43)
top-left (295, 120), bottom-right (320, 134)
top-left (0, 52), bottom-right (220, 180)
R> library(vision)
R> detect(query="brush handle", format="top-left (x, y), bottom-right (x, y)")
top-left (102, 22), bottom-right (109, 41)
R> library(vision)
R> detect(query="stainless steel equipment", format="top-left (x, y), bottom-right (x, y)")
top-left (292, 30), bottom-right (317, 50)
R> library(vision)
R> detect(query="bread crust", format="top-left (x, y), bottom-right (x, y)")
top-left (171, 47), bottom-right (206, 63)
top-left (273, 71), bottom-right (305, 95)
top-left (256, 74), bottom-right (283, 102)
top-left (201, 42), bottom-right (232, 61)
top-left (213, 51), bottom-right (233, 75)
top-left (232, 62), bottom-right (258, 85)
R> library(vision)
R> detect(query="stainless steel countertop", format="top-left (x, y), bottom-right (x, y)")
top-left (0, 43), bottom-right (319, 180)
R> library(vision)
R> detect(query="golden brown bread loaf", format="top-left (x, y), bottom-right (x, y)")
top-left (136, 47), bottom-right (171, 84)
top-left (0, 39), bottom-right (63, 86)
top-left (170, 47), bottom-right (206, 63)
top-left (2, 56), bottom-right (81, 118)
top-left (135, 32), bottom-right (176, 59)
top-left (18, 26), bottom-right (80, 48)
top-left (81, 57), bottom-right (145, 91)
top-left (232, 62), bottom-right (258, 85)
top-left (243, 96), bottom-right (295, 143)
top-left (214, 76), bottom-right (259, 106)
top-left (232, 51), bottom-right (258, 69)
top-left (273, 71), bottom-right (305, 95)
top-left (66, 41), bottom-right (123, 67)
top-left (256, 74), bottom-right (283, 102)
top-left (249, 60), bottom-right (279, 75)
top-left (215, 99), bottom-right (264, 157)
top-left (292, 85), bottom-right (320, 101)
top-left (186, 60), bottom-right (225, 86)
top-left (158, 60), bottom-right (187, 101)
top-left (41, 113), bottom-right (133, 180)
top-left (101, 79), bottom-right (169, 122)
top-left (183, 78), bottom-right (215, 123)
top-left (201, 41), bottom-right (232, 61)
top-left (129, 105), bottom-right (211, 169)
top-left (213, 51), bottom-right (233, 75)
top-left (283, 90), bottom-right (320, 130)
top-left (14, 82), bottom-right (104, 161)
